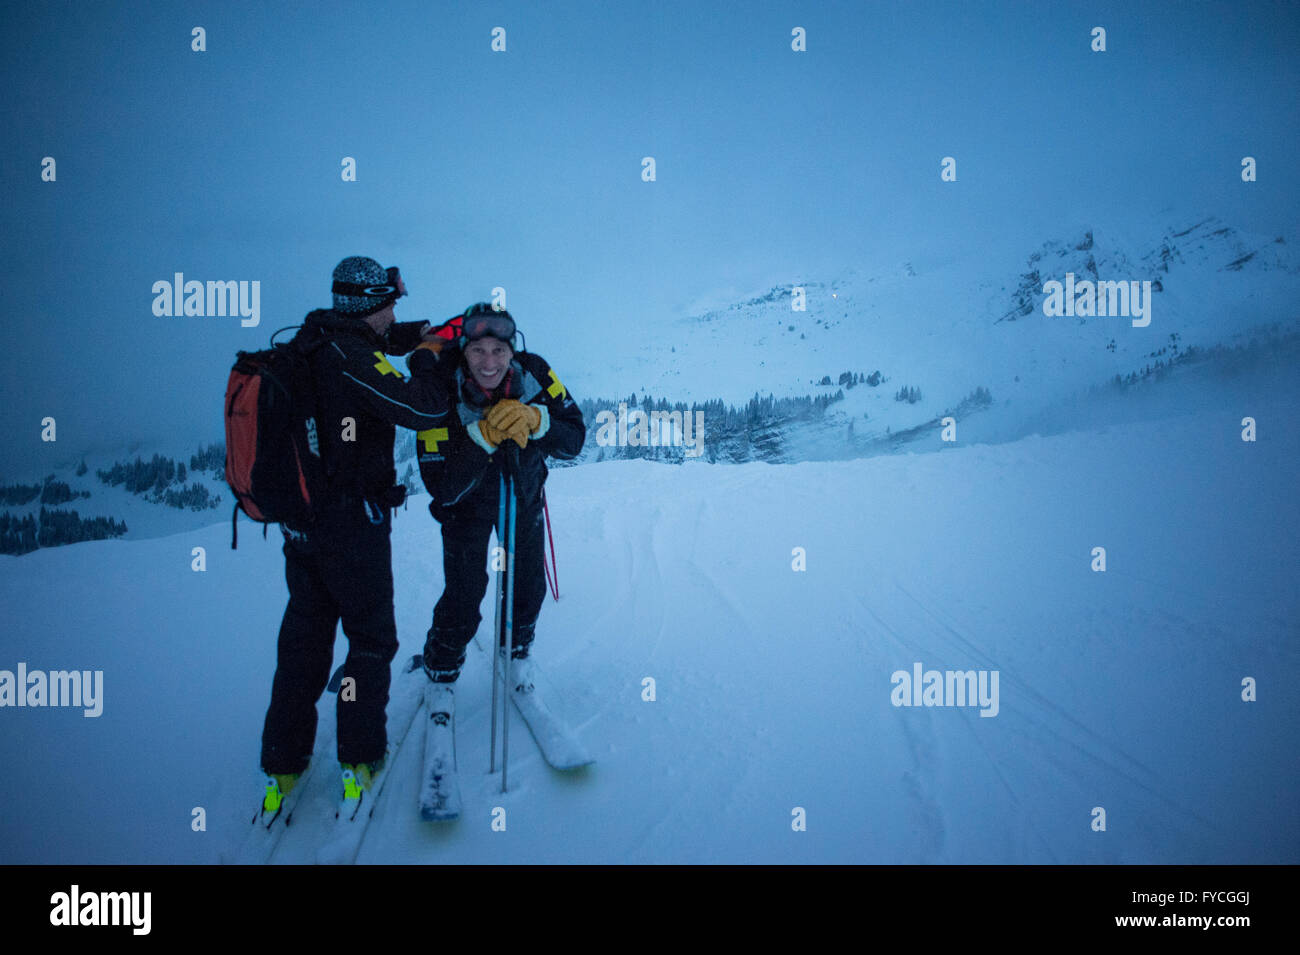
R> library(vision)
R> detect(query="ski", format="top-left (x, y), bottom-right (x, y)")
top-left (315, 655), bottom-right (426, 865)
top-left (226, 663), bottom-right (345, 865)
top-left (419, 681), bottom-right (462, 821)
top-left (507, 659), bottom-right (594, 771)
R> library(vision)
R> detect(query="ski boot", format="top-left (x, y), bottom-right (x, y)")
top-left (340, 756), bottom-right (386, 802)
top-left (422, 633), bottom-right (465, 684)
top-left (255, 769), bottom-right (305, 825)
top-left (498, 649), bottom-right (536, 695)
top-left (263, 772), bottom-right (302, 811)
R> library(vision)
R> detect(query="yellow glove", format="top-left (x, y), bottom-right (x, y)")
top-left (486, 399), bottom-right (542, 436)
top-left (477, 419), bottom-right (509, 449)
top-left (501, 418), bottom-right (531, 449)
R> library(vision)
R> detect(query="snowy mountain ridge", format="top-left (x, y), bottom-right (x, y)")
top-left (586, 216), bottom-right (1299, 420)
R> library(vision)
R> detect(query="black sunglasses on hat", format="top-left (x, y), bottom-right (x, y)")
top-left (332, 266), bottom-right (408, 301)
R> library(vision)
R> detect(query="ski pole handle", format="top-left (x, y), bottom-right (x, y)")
top-left (503, 443), bottom-right (520, 480)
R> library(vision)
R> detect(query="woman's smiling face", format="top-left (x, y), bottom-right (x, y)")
top-left (464, 337), bottom-right (513, 390)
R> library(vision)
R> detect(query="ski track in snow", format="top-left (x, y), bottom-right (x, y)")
top-left (854, 539), bottom-right (1240, 860)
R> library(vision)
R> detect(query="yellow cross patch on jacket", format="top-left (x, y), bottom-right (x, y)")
top-left (546, 368), bottom-right (567, 400)
top-left (418, 427), bottom-right (449, 454)
top-left (372, 352), bottom-right (404, 378)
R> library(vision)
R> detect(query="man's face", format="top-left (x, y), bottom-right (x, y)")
top-left (464, 337), bottom-right (512, 391)
top-left (363, 302), bottom-right (396, 335)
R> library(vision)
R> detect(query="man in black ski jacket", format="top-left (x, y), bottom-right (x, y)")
top-left (415, 303), bottom-right (584, 683)
top-left (260, 256), bottom-right (448, 799)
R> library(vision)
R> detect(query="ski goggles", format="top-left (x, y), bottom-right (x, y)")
top-left (461, 310), bottom-right (516, 344)
top-left (331, 266), bottom-right (408, 301)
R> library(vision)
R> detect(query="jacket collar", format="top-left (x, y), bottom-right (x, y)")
top-left (303, 308), bottom-right (386, 346)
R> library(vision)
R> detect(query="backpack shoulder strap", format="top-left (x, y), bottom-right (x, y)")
top-left (295, 331), bottom-right (329, 357)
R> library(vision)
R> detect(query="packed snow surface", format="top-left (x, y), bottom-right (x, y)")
top-left (2, 355), bottom-right (1295, 863)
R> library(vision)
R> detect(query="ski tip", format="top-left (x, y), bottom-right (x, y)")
top-left (553, 758), bottom-right (596, 772)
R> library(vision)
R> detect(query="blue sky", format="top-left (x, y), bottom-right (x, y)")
top-left (1, 0), bottom-right (1296, 472)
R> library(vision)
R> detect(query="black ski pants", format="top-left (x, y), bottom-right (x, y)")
top-left (425, 486), bottom-right (547, 667)
top-left (260, 494), bottom-right (399, 774)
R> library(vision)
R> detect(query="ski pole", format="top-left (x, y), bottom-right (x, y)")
top-left (489, 468), bottom-right (508, 774)
top-left (501, 445), bottom-right (519, 793)
top-left (541, 488), bottom-right (559, 601)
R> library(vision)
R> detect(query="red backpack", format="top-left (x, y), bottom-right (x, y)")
top-left (428, 313), bottom-right (463, 344)
top-left (223, 330), bottom-right (327, 547)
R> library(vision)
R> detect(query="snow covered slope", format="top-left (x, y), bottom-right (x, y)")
top-left (580, 217), bottom-right (1300, 445)
top-left (1, 345), bottom-right (1294, 864)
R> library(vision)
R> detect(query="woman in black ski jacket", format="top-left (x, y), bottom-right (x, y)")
top-left (412, 304), bottom-right (585, 682)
